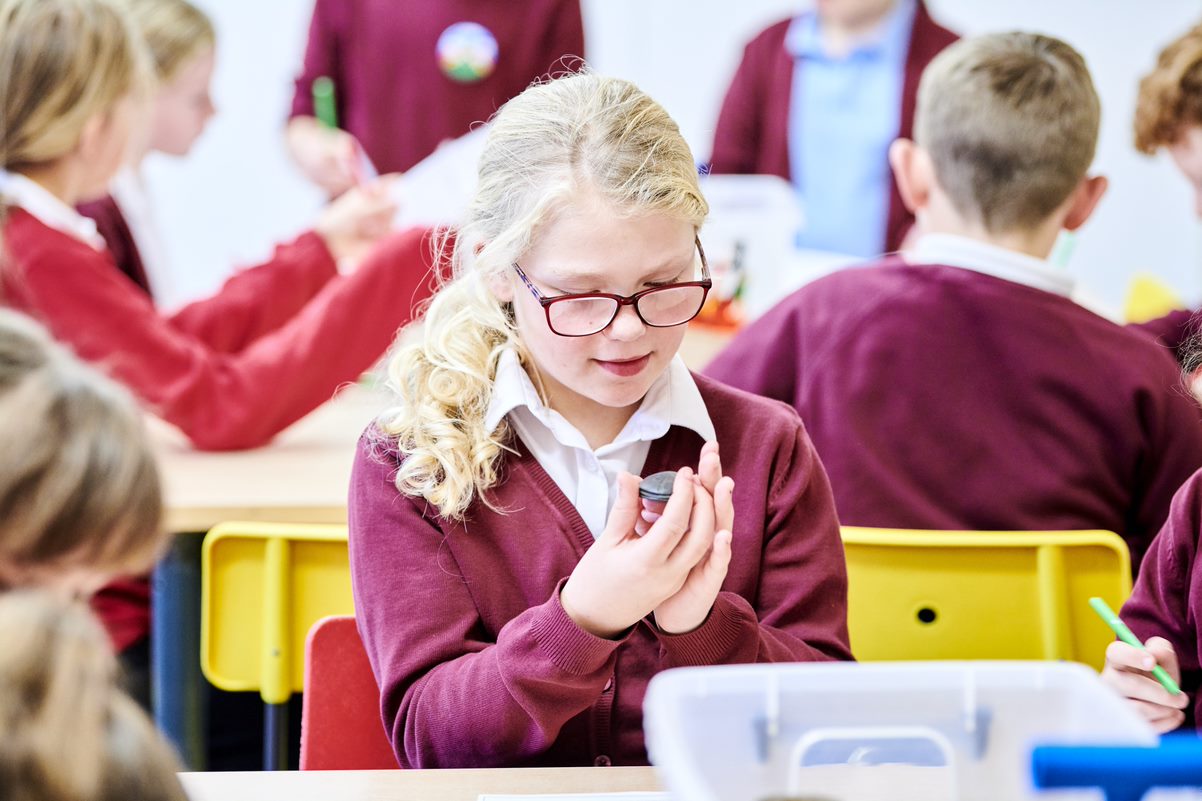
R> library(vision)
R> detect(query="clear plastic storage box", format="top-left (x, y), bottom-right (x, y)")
top-left (643, 661), bottom-right (1156, 801)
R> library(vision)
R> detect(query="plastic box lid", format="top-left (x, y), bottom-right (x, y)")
top-left (643, 661), bottom-right (1155, 801)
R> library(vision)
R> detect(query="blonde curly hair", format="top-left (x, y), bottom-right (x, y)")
top-left (1135, 22), bottom-right (1202, 154)
top-left (379, 72), bottom-right (708, 520)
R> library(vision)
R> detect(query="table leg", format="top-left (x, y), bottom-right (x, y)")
top-left (152, 532), bottom-right (207, 770)
top-left (264, 701), bottom-right (289, 771)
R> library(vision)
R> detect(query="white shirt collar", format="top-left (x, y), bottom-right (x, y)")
top-left (905, 233), bottom-right (1074, 297)
top-left (484, 348), bottom-right (716, 452)
top-left (0, 170), bottom-right (105, 251)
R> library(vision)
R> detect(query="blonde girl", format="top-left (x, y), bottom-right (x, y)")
top-left (81, 0), bottom-right (406, 311)
top-left (0, 590), bottom-right (186, 801)
top-left (0, 0), bottom-right (433, 454)
top-left (349, 72), bottom-right (851, 769)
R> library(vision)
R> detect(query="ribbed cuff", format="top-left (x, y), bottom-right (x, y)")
top-left (529, 578), bottom-right (628, 675)
top-left (293, 230), bottom-right (339, 278)
top-left (654, 592), bottom-right (754, 667)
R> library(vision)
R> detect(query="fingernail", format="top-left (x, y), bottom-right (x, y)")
top-left (1144, 657), bottom-right (1155, 669)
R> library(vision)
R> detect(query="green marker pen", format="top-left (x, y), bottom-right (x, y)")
top-left (312, 76), bottom-right (338, 129)
top-left (1089, 596), bottom-right (1182, 695)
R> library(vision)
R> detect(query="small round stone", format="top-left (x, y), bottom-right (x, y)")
top-left (639, 470), bottom-right (677, 502)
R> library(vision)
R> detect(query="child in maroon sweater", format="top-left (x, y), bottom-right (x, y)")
top-left (349, 73), bottom-right (851, 769)
top-left (0, 0), bottom-right (431, 452)
top-left (706, 32), bottom-right (1202, 574)
top-left (1098, 22), bottom-right (1202, 735)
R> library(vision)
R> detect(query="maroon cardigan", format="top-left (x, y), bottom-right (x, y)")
top-left (1122, 467), bottom-right (1202, 731)
top-left (348, 374), bottom-right (852, 768)
top-left (704, 259), bottom-right (1202, 573)
top-left (709, 2), bottom-right (958, 252)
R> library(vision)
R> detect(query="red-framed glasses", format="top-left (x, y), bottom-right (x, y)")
top-left (512, 237), bottom-right (712, 337)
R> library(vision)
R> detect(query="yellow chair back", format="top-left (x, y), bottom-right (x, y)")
top-left (841, 527), bottom-right (1131, 670)
top-left (1124, 273), bottom-right (1184, 323)
top-left (201, 522), bottom-right (352, 704)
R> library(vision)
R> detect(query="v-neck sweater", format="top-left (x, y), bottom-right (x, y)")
top-left (348, 372), bottom-right (852, 768)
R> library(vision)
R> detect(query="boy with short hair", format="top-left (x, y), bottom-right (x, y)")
top-left (706, 32), bottom-right (1202, 571)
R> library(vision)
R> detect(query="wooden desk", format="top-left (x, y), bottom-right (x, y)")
top-left (151, 384), bottom-right (387, 532)
top-left (179, 766), bottom-right (662, 801)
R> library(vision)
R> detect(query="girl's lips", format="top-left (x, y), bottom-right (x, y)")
top-left (595, 354), bottom-right (651, 377)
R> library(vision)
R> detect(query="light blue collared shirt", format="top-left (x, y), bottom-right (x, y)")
top-left (786, 0), bottom-right (916, 257)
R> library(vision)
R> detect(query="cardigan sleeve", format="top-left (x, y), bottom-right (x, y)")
top-left (348, 434), bottom-right (628, 768)
top-left (1122, 469), bottom-right (1202, 727)
top-left (651, 413), bottom-right (852, 666)
top-left (14, 223), bottom-right (432, 450)
top-left (166, 231), bottom-right (338, 353)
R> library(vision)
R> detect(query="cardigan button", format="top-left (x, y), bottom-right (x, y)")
top-left (594, 755), bottom-right (612, 767)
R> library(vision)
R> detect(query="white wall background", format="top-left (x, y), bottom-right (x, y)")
top-left (147, 0), bottom-right (1202, 314)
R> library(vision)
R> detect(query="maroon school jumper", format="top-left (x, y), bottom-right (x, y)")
top-left (290, 0), bottom-right (585, 174)
top-left (1122, 468), bottom-right (1202, 731)
top-left (704, 259), bottom-right (1202, 572)
top-left (1, 208), bottom-right (436, 450)
top-left (348, 374), bottom-right (852, 768)
top-left (709, 1), bottom-right (956, 252)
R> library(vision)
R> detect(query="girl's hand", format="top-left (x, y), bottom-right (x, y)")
top-left (286, 116), bottom-right (362, 196)
top-left (652, 441), bottom-right (735, 634)
top-left (1100, 636), bottom-right (1189, 733)
top-left (313, 177), bottom-right (399, 267)
top-left (561, 468), bottom-right (716, 638)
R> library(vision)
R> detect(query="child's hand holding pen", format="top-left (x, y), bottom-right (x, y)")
top-left (288, 76), bottom-right (380, 196)
top-left (1094, 595), bottom-right (1189, 733)
top-left (287, 116), bottom-right (364, 197)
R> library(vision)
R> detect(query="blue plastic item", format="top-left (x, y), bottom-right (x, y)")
top-left (1031, 736), bottom-right (1202, 801)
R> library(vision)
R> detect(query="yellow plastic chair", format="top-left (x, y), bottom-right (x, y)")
top-left (1124, 273), bottom-right (1185, 323)
top-left (841, 527), bottom-right (1131, 670)
top-left (200, 522), bottom-right (353, 770)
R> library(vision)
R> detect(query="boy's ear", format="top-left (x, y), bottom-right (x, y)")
top-left (75, 113), bottom-right (107, 161)
top-left (1062, 175), bottom-right (1109, 231)
top-left (889, 138), bottom-right (930, 214)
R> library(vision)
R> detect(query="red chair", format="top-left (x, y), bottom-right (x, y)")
top-left (300, 615), bottom-right (398, 770)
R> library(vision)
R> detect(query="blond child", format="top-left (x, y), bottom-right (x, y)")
top-left (79, 0), bottom-right (402, 311)
top-left (0, 0), bottom-right (434, 452)
top-left (706, 32), bottom-right (1202, 574)
top-left (349, 72), bottom-right (851, 769)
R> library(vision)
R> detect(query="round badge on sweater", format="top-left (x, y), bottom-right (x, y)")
top-left (436, 21), bottom-right (499, 83)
